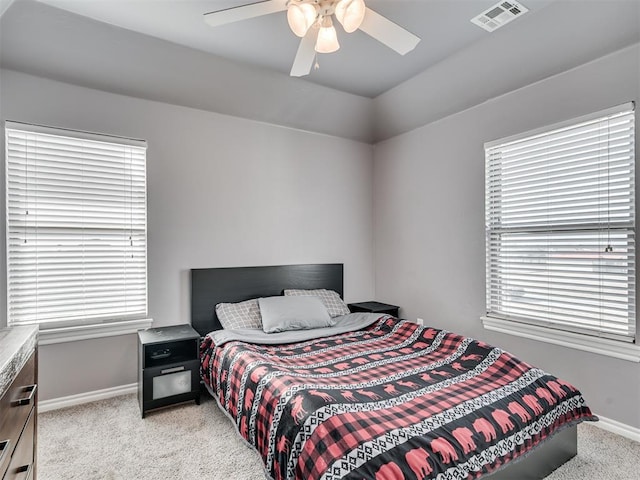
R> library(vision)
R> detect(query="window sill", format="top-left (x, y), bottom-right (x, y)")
top-left (38, 318), bottom-right (153, 345)
top-left (481, 316), bottom-right (640, 363)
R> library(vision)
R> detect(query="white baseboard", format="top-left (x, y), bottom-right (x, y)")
top-left (593, 415), bottom-right (640, 443)
top-left (39, 383), bottom-right (137, 413)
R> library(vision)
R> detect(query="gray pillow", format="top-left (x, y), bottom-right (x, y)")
top-left (283, 288), bottom-right (350, 317)
top-left (215, 298), bottom-right (262, 330)
top-left (259, 296), bottom-right (333, 333)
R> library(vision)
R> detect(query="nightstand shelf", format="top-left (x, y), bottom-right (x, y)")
top-left (348, 301), bottom-right (400, 317)
top-left (138, 325), bottom-right (201, 418)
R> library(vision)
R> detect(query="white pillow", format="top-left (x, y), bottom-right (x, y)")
top-left (284, 288), bottom-right (350, 317)
top-left (259, 296), bottom-right (333, 333)
top-left (215, 298), bottom-right (262, 330)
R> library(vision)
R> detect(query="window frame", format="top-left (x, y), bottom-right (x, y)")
top-left (5, 121), bottom-right (152, 342)
top-left (482, 104), bottom-right (640, 362)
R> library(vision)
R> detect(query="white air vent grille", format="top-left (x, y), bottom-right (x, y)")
top-left (471, 1), bottom-right (529, 32)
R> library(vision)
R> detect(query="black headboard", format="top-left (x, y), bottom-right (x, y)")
top-left (190, 263), bottom-right (344, 336)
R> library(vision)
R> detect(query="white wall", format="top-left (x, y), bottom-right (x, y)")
top-left (0, 69), bottom-right (375, 400)
top-left (373, 44), bottom-right (640, 429)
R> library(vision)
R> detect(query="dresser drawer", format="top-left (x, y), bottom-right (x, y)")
top-left (0, 353), bottom-right (36, 458)
top-left (0, 438), bottom-right (11, 477)
top-left (2, 407), bottom-right (35, 480)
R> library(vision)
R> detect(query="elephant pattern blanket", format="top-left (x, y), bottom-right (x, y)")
top-left (200, 316), bottom-right (596, 480)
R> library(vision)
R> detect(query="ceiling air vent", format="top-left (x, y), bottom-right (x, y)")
top-left (471, 1), bottom-right (529, 32)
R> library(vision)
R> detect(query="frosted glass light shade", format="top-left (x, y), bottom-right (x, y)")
top-left (287, 3), bottom-right (317, 37)
top-left (335, 0), bottom-right (366, 33)
top-left (316, 24), bottom-right (340, 53)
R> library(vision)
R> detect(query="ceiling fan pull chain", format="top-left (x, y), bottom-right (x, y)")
top-left (314, 53), bottom-right (320, 70)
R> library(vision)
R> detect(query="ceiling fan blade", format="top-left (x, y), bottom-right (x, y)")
top-left (290, 28), bottom-right (319, 77)
top-left (358, 7), bottom-right (420, 55)
top-left (204, 0), bottom-right (287, 28)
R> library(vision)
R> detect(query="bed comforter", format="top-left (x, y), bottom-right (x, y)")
top-left (200, 315), bottom-right (596, 480)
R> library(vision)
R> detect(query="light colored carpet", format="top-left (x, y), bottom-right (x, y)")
top-left (38, 393), bottom-right (639, 479)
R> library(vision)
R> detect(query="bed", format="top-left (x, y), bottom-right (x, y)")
top-left (192, 264), bottom-right (596, 480)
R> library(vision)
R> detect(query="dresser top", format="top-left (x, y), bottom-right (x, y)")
top-left (0, 325), bottom-right (38, 397)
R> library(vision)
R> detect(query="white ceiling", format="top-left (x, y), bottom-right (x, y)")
top-left (29, 0), bottom-right (559, 98)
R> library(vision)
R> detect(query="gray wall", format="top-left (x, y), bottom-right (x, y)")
top-left (0, 0), bottom-right (374, 143)
top-left (0, 69), bottom-right (375, 400)
top-left (371, 1), bottom-right (639, 142)
top-left (373, 44), bottom-right (640, 428)
top-left (1, 42), bottom-right (639, 428)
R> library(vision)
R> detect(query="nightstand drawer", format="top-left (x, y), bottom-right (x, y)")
top-left (142, 360), bottom-right (199, 401)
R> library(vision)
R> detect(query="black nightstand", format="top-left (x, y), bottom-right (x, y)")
top-left (348, 301), bottom-right (400, 317)
top-left (138, 324), bottom-right (201, 418)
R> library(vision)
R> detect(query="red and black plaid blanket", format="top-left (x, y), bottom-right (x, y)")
top-left (200, 316), bottom-right (596, 480)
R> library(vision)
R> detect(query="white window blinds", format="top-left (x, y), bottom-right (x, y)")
top-left (485, 104), bottom-right (636, 342)
top-left (5, 122), bottom-right (148, 329)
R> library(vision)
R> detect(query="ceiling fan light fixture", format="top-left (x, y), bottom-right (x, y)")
top-left (203, 0), bottom-right (421, 78)
top-left (334, 0), bottom-right (366, 33)
top-left (287, 2), bottom-right (317, 37)
top-left (315, 16), bottom-right (340, 53)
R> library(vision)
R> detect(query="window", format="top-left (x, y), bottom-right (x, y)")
top-left (5, 122), bottom-right (148, 335)
top-left (485, 104), bottom-right (635, 344)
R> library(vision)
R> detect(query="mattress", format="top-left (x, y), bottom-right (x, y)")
top-left (200, 315), bottom-right (596, 480)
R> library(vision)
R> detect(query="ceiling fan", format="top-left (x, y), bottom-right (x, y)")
top-left (204, 0), bottom-right (421, 77)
